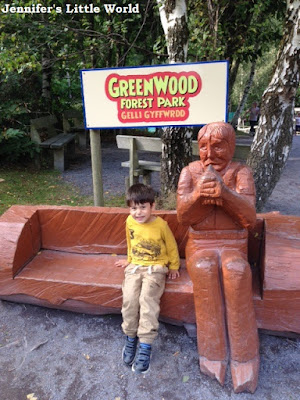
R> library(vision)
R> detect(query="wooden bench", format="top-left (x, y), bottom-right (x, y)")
top-left (30, 115), bottom-right (76, 172)
top-left (62, 109), bottom-right (87, 148)
top-left (0, 205), bottom-right (299, 335)
top-left (116, 135), bottom-right (252, 189)
top-left (116, 135), bottom-right (161, 188)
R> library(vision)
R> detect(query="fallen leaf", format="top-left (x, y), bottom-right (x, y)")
top-left (83, 353), bottom-right (90, 360)
top-left (27, 394), bottom-right (38, 400)
top-left (173, 351), bottom-right (180, 356)
top-left (182, 375), bottom-right (189, 383)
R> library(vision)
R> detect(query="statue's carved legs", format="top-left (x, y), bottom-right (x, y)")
top-left (230, 356), bottom-right (260, 394)
top-left (221, 250), bottom-right (260, 393)
top-left (187, 247), bottom-right (259, 393)
top-left (187, 249), bottom-right (228, 386)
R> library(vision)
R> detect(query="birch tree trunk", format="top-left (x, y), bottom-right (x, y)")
top-left (231, 58), bottom-right (257, 129)
top-left (157, 0), bottom-right (192, 196)
top-left (247, 0), bottom-right (300, 211)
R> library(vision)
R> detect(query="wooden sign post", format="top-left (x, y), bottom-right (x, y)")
top-left (89, 129), bottom-right (104, 206)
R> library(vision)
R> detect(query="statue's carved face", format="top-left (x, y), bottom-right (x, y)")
top-left (198, 131), bottom-right (232, 172)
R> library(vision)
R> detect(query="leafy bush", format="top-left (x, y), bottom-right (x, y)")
top-left (0, 128), bottom-right (39, 164)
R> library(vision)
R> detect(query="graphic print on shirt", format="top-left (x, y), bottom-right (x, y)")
top-left (131, 232), bottom-right (161, 261)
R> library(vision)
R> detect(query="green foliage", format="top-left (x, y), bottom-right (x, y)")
top-left (0, 70), bottom-right (42, 130)
top-left (0, 129), bottom-right (39, 163)
top-left (188, 0), bottom-right (285, 87)
top-left (0, 0), bottom-right (160, 123)
top-left (231, 47), bottom-right (278, 110)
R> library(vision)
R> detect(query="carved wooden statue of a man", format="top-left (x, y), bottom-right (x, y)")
top-left (177, 122), bottom-right (259, 393)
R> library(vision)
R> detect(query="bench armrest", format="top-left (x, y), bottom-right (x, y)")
top-left (0, 206), bottom-right (41, 277)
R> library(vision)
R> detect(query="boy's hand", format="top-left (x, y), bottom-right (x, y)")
top-left (115, 259), bottom-right (130, 268)
top-left (167, 270), bottom-right (180, 280)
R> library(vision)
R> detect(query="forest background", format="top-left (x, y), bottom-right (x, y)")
top-left (0, 0), bottom-right (299, 210)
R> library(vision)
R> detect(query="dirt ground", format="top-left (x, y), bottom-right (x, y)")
top-left (0, 136), bottom-right (299, 400)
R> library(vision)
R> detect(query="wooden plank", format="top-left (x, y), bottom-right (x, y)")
top-left (129, 137), bottom-right (139, 186)
top-left (116, 135), bottom-right (162, 152)
top-left (40, 133), bottom-right (74, 149)
top-left (50, 133), bottom-right (75, 149)
top-left (121, 160), bottom-right (161, 172)
top-left (263, 214), bottom-right (300, 291)
top-left (39, 133), bottom-right (65, 148)
top-left (30, 115), bottom-right (58, 129)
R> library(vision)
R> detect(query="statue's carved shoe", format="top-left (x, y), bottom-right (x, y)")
top-left (199, 356), bottom-right (227, 386)
top-left (231, 355), bottom-right (260, 393)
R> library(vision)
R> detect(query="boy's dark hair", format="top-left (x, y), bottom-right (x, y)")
top-left (126, 183), bottom-right (156, 206)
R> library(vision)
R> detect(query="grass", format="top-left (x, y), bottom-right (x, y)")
top-left (0, 165), bottom-right (126, 216)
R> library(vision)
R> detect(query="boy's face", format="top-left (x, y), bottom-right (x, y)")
top-left (129, 202), bottom-right (154, 224)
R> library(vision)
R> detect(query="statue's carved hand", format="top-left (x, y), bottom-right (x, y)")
top-left (197, 165), bottom-right (224, 206)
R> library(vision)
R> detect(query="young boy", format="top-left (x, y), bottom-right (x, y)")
top-left (115, 183), bottom-right (180, 374)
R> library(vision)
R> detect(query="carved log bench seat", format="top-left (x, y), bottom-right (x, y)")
top-left (0, 205), bottom-right (299, 335)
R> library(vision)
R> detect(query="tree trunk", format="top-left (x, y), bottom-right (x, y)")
top-left (41, 46), bottom-right (52, 112)
top-left (160, 127), bottom-right (193, 194)
top-left (231, 58), bottom-right (257, 129)
top-left (206, 0), bottom-right (219, 53)
top-left (157, 0), bottom-right (191, 196)
top-left (247, 0), bottom-right (300, 211)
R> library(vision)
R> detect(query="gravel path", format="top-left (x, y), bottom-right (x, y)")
top-left (1, 136), bottom-right (299, 400)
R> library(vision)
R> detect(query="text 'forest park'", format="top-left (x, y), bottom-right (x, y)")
top-left (0, 4), bottom-right (141, 14)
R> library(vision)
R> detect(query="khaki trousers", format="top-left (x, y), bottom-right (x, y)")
top-left (121, 264), bottom-right (168, 344)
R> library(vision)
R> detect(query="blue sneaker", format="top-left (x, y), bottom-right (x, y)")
top-left (122, 336), bottom-right (138, 366)
top-left (132, 343), bottom-right (152, 374)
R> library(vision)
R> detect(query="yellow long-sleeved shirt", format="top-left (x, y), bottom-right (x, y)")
top-left (126, 215), bottom-right (180, 270)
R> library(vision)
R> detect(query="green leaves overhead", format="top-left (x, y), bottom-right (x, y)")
top-left (0, 0), bottom-right (160, 122)
top-left (188, 0), bottom-right (285, 64)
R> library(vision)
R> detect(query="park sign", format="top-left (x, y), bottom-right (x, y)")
top-left (80, 61), bottom-right (229, 129)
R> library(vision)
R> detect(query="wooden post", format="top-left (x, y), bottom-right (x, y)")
top-left (89, 129), bottom-right (104, 206)
top-left (129, 137), bottom-right (139, 186)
